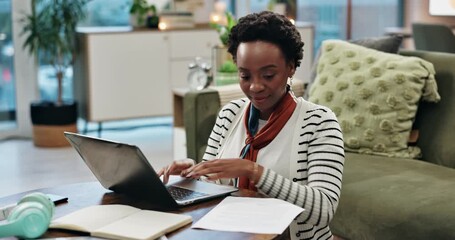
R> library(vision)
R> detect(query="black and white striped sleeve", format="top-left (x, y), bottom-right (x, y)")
top-left (202, 100), bottom-right (245, 162)
top-left (256, 107), bottom-right (344, 227)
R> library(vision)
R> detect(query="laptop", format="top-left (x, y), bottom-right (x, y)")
top-left (64, 132), bottom-right (238, 210)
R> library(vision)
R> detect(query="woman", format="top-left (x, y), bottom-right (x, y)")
top-left (159, 11), bottom-right (344, 240)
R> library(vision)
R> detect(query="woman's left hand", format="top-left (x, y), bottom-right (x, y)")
top-left (182, 159), bottom-right (258, 181)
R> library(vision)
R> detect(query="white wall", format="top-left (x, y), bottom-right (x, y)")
top-left (0, 0), bottom-right (39, 139)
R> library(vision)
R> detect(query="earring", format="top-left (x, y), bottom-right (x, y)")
top-left (287, 76), bottom-right (294, 95)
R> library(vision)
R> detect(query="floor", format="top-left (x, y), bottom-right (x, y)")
top-left (0, 117), bottom-right (177, 198)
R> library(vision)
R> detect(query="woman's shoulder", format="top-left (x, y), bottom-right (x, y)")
top-left (219, 98), bottom-right (248, 115)
top-left (296, 97), bottom-right (337, 120)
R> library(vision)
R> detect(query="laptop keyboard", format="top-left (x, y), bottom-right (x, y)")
top-left (167, 186), bottom-right (208, 201)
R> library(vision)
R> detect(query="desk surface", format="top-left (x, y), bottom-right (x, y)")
top-left (0, 182), bottom-right (282, 240)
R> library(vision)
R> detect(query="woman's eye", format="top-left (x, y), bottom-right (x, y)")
top-left (240, 75), bottom-right (250, 80)
top-left (263, 74), bottom-right (275, 80)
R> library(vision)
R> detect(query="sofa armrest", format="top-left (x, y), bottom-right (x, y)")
top-left (399, 50), bottom-right (455, 168)
top-left (183, 88), bottom-right (220, 163)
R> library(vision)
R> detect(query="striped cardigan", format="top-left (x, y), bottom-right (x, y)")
top-left (202, 97), bottom-right (345, 240)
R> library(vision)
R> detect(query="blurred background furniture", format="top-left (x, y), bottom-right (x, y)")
top-left (74, 27), bottom-right (220, 128)
top-left (412, 23), bottom-right (455, 53)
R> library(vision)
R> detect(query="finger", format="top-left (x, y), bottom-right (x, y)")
top-left (186, 159), bottom-right (246, 179)
top-left (206, 172), bottom-right (222, 181)
top-left (187, 165), bottom-right (224, 179)
top-left (183, 164), bottom-right (204, 177)
top-left (163, 166), bottom-right (170, 184)
top-left (167, 162), bottom-right (186, 175)
top-left (170, 160), bottom-right (194, 175)
top-left (181, 163), bottom-right (201, 176)
top-left (157, 167), bottom-right (165, 177)
top-left (166, 164), bottom-right (177, 175)
top-left (182, 158), bottom-right (196, 167)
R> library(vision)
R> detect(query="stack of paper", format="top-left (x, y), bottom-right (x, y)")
top-left (192, 196), bottom-right (304, 234)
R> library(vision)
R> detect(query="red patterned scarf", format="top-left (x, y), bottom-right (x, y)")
top-left (239, 92), bottom-right (296, 190)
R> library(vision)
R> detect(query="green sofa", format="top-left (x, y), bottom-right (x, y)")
top-left (182, 50), bottom-right (455, 240)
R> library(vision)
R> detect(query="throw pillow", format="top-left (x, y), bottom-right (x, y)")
top-left (305, 35), bottom-right (403, 99)
top-left (308, 39), bottom-right (440, 158)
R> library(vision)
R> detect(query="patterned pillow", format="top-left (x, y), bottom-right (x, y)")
top-left (308, 40), bottom-right (440, 158)
top-left (304, 35), bottom-right (403, 99)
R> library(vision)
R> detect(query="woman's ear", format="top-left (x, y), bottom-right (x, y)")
top-left (288, 62), bottom-right (296, 78)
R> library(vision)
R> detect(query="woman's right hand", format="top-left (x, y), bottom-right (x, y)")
top-left (157, 158), bottom-right (196, 184)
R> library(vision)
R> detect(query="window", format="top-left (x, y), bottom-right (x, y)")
top-left (219, 0), bottom-right (402, 57)
top-left (297, 0), bottom-right (401, 55)
top-left (38, 0), bottom-right (132, 103)
top-left (0, 0), bottom-right (16, 130)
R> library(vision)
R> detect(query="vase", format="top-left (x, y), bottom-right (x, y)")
top-left (272, 3), bottom-right (286, 16)
top-left (129, 14), bottom-right (146, 28)
top-left (147, 16), bottom-right (159, 29)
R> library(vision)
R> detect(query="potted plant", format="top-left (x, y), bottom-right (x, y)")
top-left (130, 0), bottom-right (158, 28)
top-left (210, 11), bottom-right (237, 84)
top-left (21, 0), bottom-right (88, 147)
top-left (210, 11), bottom-right (236, 47)
top-left (267, 0), bottom-right (297, 19)
top-left (215, 59), bottom-right (239, 86)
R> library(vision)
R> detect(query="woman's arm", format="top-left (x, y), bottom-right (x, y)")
top-left (256, 108), bottom-right (344, 227)
top-left (202, 100), bottom-right (246, 162)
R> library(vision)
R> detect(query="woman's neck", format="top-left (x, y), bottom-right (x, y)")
top-left (259, 91), bottom-right (288, 120)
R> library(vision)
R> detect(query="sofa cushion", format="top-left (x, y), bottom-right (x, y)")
top-left (305, 35), bottom-right (403, 99)
top-left (349, 35), bottom-right (403, 53)
top-left (308, 40), bottom-right (440, 158)
top-left (331, 152), bottom-right (455, 240)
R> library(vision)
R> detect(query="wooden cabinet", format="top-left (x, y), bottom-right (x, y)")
top-left (73, 23), bottom-right (314, 131)
top-left (168, 30), bottom-right (219, 88)
top-left (74, 28), bottom-right (220, 123)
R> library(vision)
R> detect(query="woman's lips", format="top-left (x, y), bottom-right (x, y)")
top-left (252, 96), bottom-right (268, 104)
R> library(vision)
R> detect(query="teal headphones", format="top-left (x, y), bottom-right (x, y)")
top-left (0, 192), bottom-right (55, 239)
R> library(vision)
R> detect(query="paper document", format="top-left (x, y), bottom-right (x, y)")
top-left (192, 196), bottom-right (304, 234)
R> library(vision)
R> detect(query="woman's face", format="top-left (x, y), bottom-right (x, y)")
top-left (236, 41), bottom-right (295, 119)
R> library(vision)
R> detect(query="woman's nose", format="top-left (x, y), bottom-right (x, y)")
top-left (249, 78), bottom-right (265, 92)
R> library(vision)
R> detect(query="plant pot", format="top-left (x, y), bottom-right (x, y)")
top-left (129, 14), bottom-right (146, 28)
top-left (214, 72), bottom-right (239, 86)
top-left (30, 101), bottom-right (78, 147)
top-left (212, 45), bottom-right (238, 86)
top-left (147, 16), bottom-right (159, 29)
top-left (212, 45), bottom-right (233, 74)
top-left (272, 3), bottom-right (286, 15)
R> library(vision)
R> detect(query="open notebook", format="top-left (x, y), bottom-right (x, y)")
top-left (50, 205), bottom-right (192, 240)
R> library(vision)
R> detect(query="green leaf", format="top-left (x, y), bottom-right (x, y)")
top-left (209, 11), bottom-right (237, 46)
top-left (219, 60), bottom-right (238, 73)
